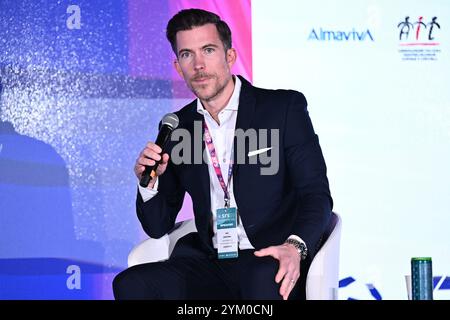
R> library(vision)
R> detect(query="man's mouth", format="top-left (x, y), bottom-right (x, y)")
top-left (193, 75), bottom-right (212, 83)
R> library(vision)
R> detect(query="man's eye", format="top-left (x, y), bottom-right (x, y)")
top-left (204, 48), bottom-right (215, 54)
top-left (180, 52), bottom-right (191, 59)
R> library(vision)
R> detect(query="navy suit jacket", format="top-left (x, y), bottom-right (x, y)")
top-left (136, 76), bottom-right (333, 259)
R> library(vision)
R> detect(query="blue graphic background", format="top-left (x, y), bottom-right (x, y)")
top-left (0, 0), bottom-right (174, 299)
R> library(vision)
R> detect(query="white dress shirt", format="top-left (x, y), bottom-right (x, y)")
top-left (196, 76), bottom-right (255, 249)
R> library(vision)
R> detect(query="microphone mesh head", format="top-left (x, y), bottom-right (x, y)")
top-left (161, 113), bottom-right (179, 129)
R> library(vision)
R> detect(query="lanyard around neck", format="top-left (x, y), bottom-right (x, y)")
top-left (203, 121), bottom-right (234, 207)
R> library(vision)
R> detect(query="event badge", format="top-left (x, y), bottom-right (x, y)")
top-left (216, 206), bottom-right (238, 259)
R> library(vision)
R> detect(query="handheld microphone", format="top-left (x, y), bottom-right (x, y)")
top-left (139, 113), bottom-right (179, 188)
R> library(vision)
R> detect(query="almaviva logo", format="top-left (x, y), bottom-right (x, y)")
top-left (308, 28), bottom-right (374, 41)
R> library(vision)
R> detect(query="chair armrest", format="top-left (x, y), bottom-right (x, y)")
top-left (127, 235), bottom-right (170, 267)
top-left (127, 219), bottom-right (198, 268)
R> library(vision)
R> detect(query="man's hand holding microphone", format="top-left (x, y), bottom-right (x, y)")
top-left (135, 143), bottom-right (170, 189)
top-left (135, 113), bottom-right (179, 189)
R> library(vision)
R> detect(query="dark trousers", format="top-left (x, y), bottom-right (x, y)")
top-left (113, 233), bottom-right (308, 300)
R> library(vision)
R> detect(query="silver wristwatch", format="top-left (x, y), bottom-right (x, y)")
top-left (285, 238), bottom-right (308, 261)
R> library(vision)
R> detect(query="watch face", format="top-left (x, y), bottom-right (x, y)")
top-left (298, 243), bottom-right (308, 260)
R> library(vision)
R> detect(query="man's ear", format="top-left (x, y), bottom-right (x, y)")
top-left (173, 59), bottom-right (183, 78)
top-left (226, 48), bottom-right (237, 68)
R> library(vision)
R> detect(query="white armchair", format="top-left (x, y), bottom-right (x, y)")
top-left (128, 212), bottom-right (342, 300)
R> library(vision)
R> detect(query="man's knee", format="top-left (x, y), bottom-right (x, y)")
top-left (240, 256), bottom-right (282, 299)
top-left (113, 268), bottom-right (137, 300)
top-left (245, 256), bottom-right (278, 282)
top-left (113, 266), bottom-right (158, 300)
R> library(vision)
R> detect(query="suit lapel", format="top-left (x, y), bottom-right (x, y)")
top-left (233, 76), bottom-right (256, 178)
top-left (184, 102), bottom-right (211, 212)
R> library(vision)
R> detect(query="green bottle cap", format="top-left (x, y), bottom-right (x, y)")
top-left (411, 257), bottom-right (432, 261)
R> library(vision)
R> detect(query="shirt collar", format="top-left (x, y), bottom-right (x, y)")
top-left (196, 75), bottom-right (241, 115)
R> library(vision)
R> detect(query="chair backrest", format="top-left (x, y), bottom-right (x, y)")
top-left (305, 212), bottom-right (342, 300)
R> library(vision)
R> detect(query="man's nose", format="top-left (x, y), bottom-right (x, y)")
top-left (193, 54), bottom-right (205, 71)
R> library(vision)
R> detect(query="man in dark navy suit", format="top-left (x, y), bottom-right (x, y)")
top-left (113, 8), bottom-right (332, 300)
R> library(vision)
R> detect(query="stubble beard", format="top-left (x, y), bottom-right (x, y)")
top-left (189, 74), bottom-right (231, 102)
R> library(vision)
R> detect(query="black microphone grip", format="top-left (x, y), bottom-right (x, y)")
top-left (139, 124), bottom-right (173, 188)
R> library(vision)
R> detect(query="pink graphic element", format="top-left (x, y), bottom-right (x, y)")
top-left (129, 1), bottom-right (253, 222)
top-left (416, 16), bottom-right (423, 41)
top-left (169, 1), bottom-right (253, 222)
top-left (168, 0), bottom-right (252, 83)
top-left (399, 43), bottom-right (439, 46)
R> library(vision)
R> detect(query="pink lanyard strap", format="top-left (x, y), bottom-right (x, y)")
top-left (203, 121), bottom-right (234, 207)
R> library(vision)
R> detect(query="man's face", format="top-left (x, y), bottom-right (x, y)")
top-left (174, 23), bottom-right (236, 102)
